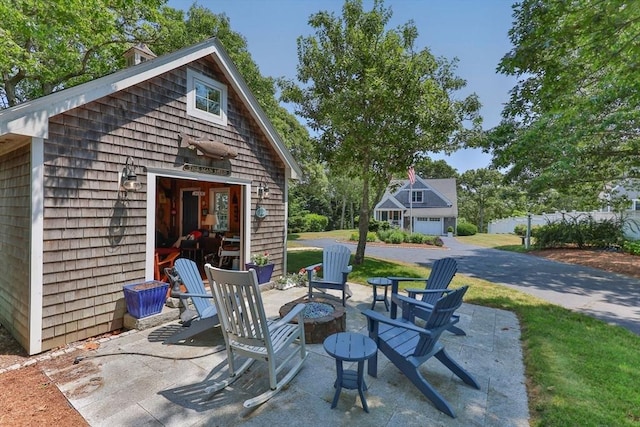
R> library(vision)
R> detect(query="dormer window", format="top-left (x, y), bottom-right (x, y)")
top-left (186, 69), bottom-right (228, 126)
top-left (412, 190), bottom-right (423, 203)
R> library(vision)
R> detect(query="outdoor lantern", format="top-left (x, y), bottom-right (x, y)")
top-left (257, 181), bottom-right (269, 199)
top-left (120, 156), bottom-right (142, 192)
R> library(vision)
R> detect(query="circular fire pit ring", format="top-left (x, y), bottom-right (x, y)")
top-left (279, 296), bottom-right (346, 344)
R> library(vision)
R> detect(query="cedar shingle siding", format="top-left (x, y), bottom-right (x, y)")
top-left (0, 145), bottom-right (31, 350)
top-left (0, 49), bottom-right (291, 353)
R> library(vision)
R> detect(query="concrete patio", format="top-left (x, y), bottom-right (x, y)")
top-left (44, 282), bottom-right (530, 426)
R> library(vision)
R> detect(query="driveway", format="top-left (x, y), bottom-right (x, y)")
top-left (297, 236), bottom-right (640, 335)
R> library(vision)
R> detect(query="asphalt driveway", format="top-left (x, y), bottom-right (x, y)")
top-left (298, 236), bottom-right (640, 335)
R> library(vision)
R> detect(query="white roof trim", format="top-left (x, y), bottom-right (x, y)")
top-left (374, 194), bottom-right (405, 210)
top-left (0, 38), bottom-right (301, 179)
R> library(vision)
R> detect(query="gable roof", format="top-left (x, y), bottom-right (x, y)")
top-left (375, 177), bottom-right (458, 215)
top-left (0, 37), bottom-right (301, 179)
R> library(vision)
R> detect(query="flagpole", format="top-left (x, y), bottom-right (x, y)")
top-left (409, 180), bottom-right (413, 235)
top-left (408, 166), bottom-right (415, 235)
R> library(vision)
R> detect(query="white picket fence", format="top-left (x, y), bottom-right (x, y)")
top-left (488, 210), bottom-right (640, 240)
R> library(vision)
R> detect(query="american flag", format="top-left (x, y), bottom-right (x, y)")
top-left (408, 166), bottom-right (416, 185)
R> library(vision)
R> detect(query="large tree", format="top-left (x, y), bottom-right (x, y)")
top-left (485, 0), bottom-right (640, 199)
top-left (281, 0), bottom-right (481, 263)
top-left (0, 0), bottom-right (165, 108)
top-left (458, 168), bottom-right (506, 232)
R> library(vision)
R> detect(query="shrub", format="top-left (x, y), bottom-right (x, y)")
top-left (457, 222), bottom-right (478, 236)
top-left (409, 233), bottom-right (425, 244)
top-left (433, 236), bottom-right (444, 247)
top-left (447, 226), bottom-right (454, 233)
top-left (388, 231), bottom-right (405, 244)
top-left (349, 231), bottom-right (377, 242)
top-left (514, 224), bottom-right (527, 236)
top-left (623, 240), bottom-right (640, 255)
top-left (376, 229), bottom-right (393, 242)
top-left (369, 219), bottom-right (391, 232)
top-left (288, 215), bottom-right (306, 234)
top-left (533, 215), bottom-right (624, 249)
top-left (304, 213), bottom-right (329, 232)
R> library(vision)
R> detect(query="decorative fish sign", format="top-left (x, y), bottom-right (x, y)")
top-left (180, 133), bottom-right (238, 160)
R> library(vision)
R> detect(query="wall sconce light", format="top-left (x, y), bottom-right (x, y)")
top-left (257, 181), bottom-right (269, 199)
top-left (120, 156), bottom-right (142, 192)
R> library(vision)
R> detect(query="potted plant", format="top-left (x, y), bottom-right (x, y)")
top-left (274, 271), bottom-right (307, 290)
top-left (246, 252), bottom-right (274, 284)
top-left (447, 226), bottom-right (454, 238)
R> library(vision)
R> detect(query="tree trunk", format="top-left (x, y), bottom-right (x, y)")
top-left (350, 202), bottom-right (354, 229)
top-left (355, 177), bottom-right (370, 265)
top-left (340, 196), bottom-right (346, 229)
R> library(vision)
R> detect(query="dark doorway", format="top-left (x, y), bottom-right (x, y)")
top-left (182, 190), bottom-right (199, 235)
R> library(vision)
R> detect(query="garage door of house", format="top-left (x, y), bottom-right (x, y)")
top-left (414, 217), bottom-right (443, 235)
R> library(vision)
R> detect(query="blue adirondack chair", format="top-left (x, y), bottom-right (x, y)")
top-left (306, 244), bottom-right (353, 306)
top-left (389, 257), bottom-right (465, 335)
top-left (164, 258), bottom-right (219, 344)
top-left (363, 286), bottom-right (480, 418)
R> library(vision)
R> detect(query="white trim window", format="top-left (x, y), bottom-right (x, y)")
top-left (411, 190), bottom-right (423, 203)
top-left (186, 69), bottom-right (228, 125)
top-left (633, 199), bottom-right (640, 211)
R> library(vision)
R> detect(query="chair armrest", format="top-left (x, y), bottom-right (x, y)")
top-left (272, 303), bottom-right (306, 329)
top-left (172, 291), bottom-right (214, 299)
top-left (362, 309), bottom-right (432, 336)
top-left (305, 263), bottom-right (322, 272)
top-left (405, 288), bottom-right (449, 298)
top-left (387, 276), bottom-right (429, 283)
top-left (393, 293), bottom-right (439, 311)
top-left (345, 265), bottom-right (353, 274)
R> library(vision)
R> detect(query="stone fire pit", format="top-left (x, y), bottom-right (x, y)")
top-left (279, 296), bottom-right (346, 344)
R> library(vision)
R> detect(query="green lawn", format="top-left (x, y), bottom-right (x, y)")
top-left (286, 232), bottom-right (640, 426)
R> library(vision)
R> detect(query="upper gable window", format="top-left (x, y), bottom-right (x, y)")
top-left (411, 190), bottom-right (423, 203)
top-left (186, 69), bottom-right (228, 126)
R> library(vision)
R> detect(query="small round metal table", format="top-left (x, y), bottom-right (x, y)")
top-left (367, 277), bottom-right (392, 311)
top-left (323, 332), bottom-right (378, 412)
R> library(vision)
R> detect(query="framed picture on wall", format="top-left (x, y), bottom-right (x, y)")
top-left (202, 208), bottom-right (208, 216)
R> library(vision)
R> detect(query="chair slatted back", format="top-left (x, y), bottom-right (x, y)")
top-left (174, 258), bottom-right (212, 315)
top-left (207, 267), bottom-right (271, 351)
top-left (322, 245), bottom-right (351, 283)
top-left (415, 286), bottom-right (468, 356)
top-left (422, 258), bottom-right (458, 305)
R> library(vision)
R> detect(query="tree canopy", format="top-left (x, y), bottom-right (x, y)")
top-left (281, 0), bottom-right (481, 263)
top-left (484, 0), bottom-right (640, 200)
top-left (0, 0), bottom-right (165, 107)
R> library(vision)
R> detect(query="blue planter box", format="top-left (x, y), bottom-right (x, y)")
top-left (123, 281), bottom-right (169, 319)
top-left (245, 263), bottom-right (275, 284)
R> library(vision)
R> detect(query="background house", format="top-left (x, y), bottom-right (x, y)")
top-left (0, 38), bottom-right (300, 355)
top-left (374, 177), bottom-right (458, 235)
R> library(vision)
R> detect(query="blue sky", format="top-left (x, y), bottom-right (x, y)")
top-left (167, 0), bottom-right (518, 173)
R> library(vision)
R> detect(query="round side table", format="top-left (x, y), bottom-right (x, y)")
top-left (323, 332), bottom-right (378, 413)
top-left (367, 277), bottom-right (392, 311)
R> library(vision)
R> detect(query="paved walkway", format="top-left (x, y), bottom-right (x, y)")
top-left (301, 237), bottom-right (640, 335)
top-left (44, 283), bottom-right (529, 426)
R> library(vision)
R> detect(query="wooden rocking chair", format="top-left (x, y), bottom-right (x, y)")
top-left (203, 264), bottom-right (308, 408)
